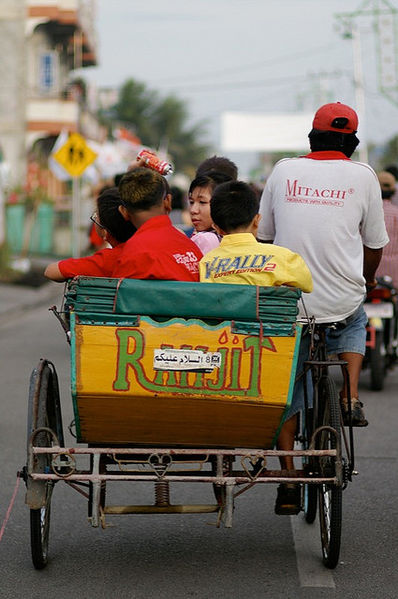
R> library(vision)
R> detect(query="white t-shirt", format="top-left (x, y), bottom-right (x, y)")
top-left (258, 153), bottom-right (389, 322)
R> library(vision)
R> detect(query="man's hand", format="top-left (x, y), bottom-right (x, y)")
top-left (365, 278), bottom-right (378, 293)
top-left (127, 156), bottom-right (146, 172)
top-left (363, 246), bottom-right (383, 290)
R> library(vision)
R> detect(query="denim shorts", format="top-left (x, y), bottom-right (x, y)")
top-left (283, 304), bottom-right (367, 421)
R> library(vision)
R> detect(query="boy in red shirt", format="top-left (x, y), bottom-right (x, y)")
top-left (44, 187), bottom-right (135, 281)
top-left (113, 168), bottom-right (202, 281)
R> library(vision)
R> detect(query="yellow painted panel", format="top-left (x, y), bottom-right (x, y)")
top-left (75, 319), bottom-right (297, 406)
top-left (72, 319), bottom-right (298, 447)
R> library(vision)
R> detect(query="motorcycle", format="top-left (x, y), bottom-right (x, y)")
top-left (363, 275), bottom-right (398, 391)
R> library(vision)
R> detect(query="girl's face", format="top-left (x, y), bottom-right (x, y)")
top-left (188, 185), bottom-right (213, 232)
top-left (91, 208), bottom-right (107, 239)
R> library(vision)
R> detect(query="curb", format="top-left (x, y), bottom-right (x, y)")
top-left (0, 282), bottom-right (64, 326)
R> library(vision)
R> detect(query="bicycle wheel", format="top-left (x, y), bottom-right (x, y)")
top-left (30, 481), bottom-right (53, 570)
top-left (26, 360), bottom-right (61, 569)
top-left (317, 376), bottom-right (342, 569)
top-left (301, 408), bottom-right (317, 524)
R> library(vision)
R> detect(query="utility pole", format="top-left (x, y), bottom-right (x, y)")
top-left (336, 0), bottom-right (398, 162)
top-left (352, 23), bottom-right (369, 163)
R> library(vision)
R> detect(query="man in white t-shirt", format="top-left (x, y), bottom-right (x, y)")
top-left (258, 102), bottom-right (389, 515)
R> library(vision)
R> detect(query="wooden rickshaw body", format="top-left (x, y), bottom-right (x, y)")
top-left (68, 277), bottom-right (302, 448)
top-left (25, 276), bottom-right (348, 570)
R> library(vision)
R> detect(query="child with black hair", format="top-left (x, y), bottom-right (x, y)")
top-left (112, 167), bottom-right (202, 281)
top-left (188, 171), bottom-right (232, 254)
top-left (199, 180), bottom-right (312, 291)
top-left (195, 155), bottom-right (238, 180)
top-left (44, 187), bottom-right (136, 281)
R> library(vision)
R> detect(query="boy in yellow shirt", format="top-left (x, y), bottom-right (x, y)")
top-left (199, 180), bottom-right (312, 292)
top-left (199, 180), bottom-right (313, 516)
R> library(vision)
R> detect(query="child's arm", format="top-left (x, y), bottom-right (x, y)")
top-left (44, 262), bottom-right (66, 282)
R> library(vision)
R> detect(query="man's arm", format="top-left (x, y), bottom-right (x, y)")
top-left (363, 245), bottom-right (383, 290)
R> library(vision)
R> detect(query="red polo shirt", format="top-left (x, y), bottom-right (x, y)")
top-left (112, 215), bottom-right (202, 281)
top-left (58, 243), bottom-right (125, 278)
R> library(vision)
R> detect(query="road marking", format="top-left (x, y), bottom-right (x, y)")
top-left (291, 515), bottom-right (336, 588)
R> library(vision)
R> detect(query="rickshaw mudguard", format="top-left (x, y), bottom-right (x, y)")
top-left (68, 278), bottom-right (302, 449)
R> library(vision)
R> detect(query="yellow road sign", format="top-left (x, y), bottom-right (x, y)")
top-left (53, 132), bottom-right (97, 177)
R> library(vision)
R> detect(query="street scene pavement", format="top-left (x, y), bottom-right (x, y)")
top-left (0, 280), bottom-right (60, 325)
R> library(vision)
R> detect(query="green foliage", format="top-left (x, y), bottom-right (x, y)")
top-left (377, 135), bottom-right (398, 169)
top-left (113, 78), bottom-right (209, 174)
top-left (0, 242), bottom-right (16, 282)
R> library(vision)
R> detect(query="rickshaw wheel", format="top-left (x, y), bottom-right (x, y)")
top-left (317, 376), bottom-right (342, 569)
top-left (30, 482), bottom-right (53, 569)
top-left (301, 408), bottom-right (317, 524)
top-left (27, 360), bottom-right (62, 569)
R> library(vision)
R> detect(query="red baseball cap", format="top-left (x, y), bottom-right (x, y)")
top-left (312, 102), bottom-right (358, 134)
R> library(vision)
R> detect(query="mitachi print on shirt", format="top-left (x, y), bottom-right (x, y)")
top-left (284, 177), bottom-right (351, 208)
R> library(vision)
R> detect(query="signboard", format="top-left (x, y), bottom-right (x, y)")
top-left (153, 348), bottom-right (222, 372)
top-left (53, 132), bottom-right (97, 177)
top-left (221, 111), bottom-right (312, 152)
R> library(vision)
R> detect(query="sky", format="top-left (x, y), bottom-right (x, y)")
top-left (82, 0), bottom-right (398, 175)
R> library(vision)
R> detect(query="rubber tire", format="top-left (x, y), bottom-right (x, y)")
top-left (317, 376), bottom-right (342, 569)
top-left (30, 482), bottom-right (53, 570)
top-left (370, 330), bottom-right (385, 391)
top-left (27, 361), bottom-right (59, 569)
top-left (301, 408), bottom-right (317, 524)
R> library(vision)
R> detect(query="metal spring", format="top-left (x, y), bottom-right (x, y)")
top-left (154, 481), bottom-right (170, 506)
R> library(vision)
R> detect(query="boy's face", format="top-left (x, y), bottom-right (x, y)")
top-left (188, 185), bottom-right (213, 232)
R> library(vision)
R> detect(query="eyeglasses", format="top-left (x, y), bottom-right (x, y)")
top-left (90, 211), bottom-right (106, 229)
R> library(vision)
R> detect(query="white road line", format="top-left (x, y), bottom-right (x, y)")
top-left (290, 515), bottom-right (336, 588)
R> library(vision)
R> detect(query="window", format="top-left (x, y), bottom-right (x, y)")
top-left (39, 52), bottom-right (58, 93)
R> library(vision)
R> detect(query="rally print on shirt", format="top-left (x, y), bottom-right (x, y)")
top-left (202, 253), bottom-right (276, 280)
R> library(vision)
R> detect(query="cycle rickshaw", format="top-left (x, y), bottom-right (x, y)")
top-left (23, 276), bottom-right (356, 570)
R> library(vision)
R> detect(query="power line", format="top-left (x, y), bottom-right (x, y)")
top-left (155, 43), bottom-right (337, 86)
top-left (165, 70), bottom-right (350, 94)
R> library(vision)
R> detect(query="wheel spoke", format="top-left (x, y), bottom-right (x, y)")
top-left (317, 376), bottom-right (342, 569)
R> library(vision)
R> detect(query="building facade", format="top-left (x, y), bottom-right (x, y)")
top-left (0, 0), bottom-right (98, 186)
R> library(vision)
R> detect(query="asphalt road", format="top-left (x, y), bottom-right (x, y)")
top-left (0, 295), bottom-right (397, 598)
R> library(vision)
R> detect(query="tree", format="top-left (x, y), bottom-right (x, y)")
top-left (377, 135), bottom-right (398, 169)
top-left (113, 78), bottom-right (209, 174)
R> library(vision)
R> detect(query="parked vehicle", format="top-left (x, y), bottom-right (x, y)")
top-left (363, 276), bottom-right (398, 390)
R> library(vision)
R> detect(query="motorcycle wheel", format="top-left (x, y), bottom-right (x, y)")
top-left (370, 330), bottom-right (385, 391)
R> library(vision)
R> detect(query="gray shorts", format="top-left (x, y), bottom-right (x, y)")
top-left (284, 304), bottom-right (367, 421)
